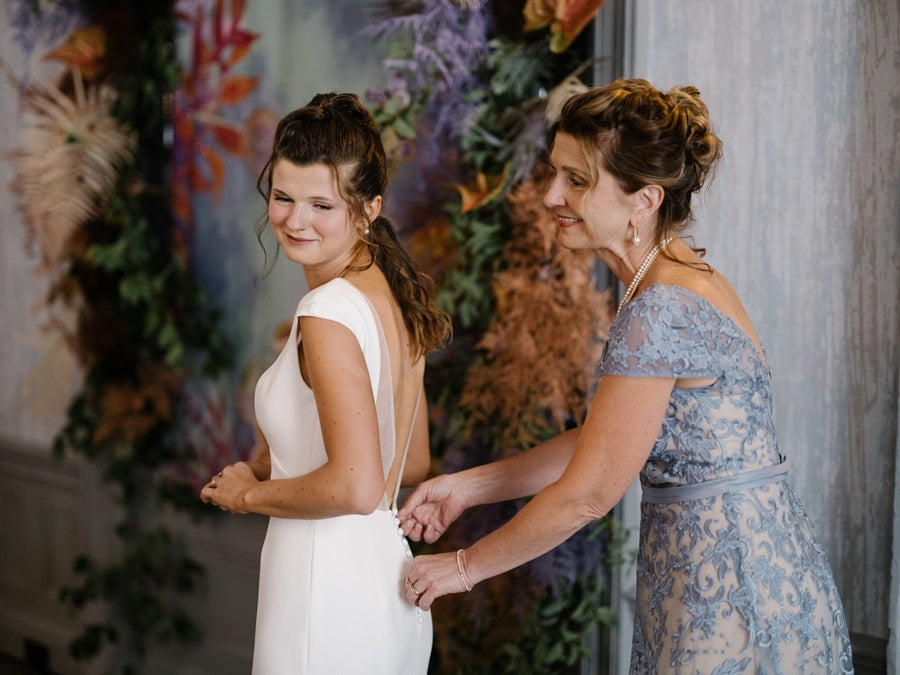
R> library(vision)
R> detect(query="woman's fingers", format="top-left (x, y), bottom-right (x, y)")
top-left (403, 552), bottom-right (462, 610)
top-left (398, 480), bottom-right (431, 519)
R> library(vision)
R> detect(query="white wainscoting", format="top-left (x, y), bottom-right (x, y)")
top-left (0, 438), bottom-right (110, 674)
top-left (0, 438), bottom-right (268, 674)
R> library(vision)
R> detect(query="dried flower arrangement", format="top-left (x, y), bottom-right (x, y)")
top-left (460, 176), bottom-right (613, 452)
top-left (366, 0), bottom-right (624, 671)
top-left (10, 65), bottom-right (136, 266)
top-left (5, 0), bottom-right (231, 667)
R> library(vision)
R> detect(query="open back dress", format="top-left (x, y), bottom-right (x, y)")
top-left (251, 278), bottom-right (432, 674)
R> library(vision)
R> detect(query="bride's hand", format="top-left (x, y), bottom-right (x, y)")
top-left (398, 473), bottom-right (467, 543)
top-left (200, 461), bottom-right (258, 514)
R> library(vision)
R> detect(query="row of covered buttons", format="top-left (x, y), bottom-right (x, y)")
top-left (392, 507), bottom-right (413, 559)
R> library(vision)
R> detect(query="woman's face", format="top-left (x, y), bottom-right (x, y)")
top-left (268, 160), bottom-right (367, 275)
top-left (543, 132), bottom-right (638, 252)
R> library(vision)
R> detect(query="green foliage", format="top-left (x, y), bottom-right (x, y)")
top-left (58, 527), bottom-right (203, 665)
top-left (437, 200), bottom-right (507, 331)
top-left (370, 6), bottom-right (623, 672)
top-left (369, 83), bottom-right (426, 143)
top-left (429, 516), bottom-right (630, 675)
top-left (83, 188), bottom-right (231, 375)
top-left (460, 39), bottom-right (561, 173)
top-left (495, 574), bottom-right (617, 674)
top-left (45, 1), bottom-right (232, 668)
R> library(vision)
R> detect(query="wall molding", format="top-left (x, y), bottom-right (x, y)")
top-left (0, 436), bottom-right (267, 673)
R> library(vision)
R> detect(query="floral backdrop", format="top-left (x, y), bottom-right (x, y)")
top-left (2, 0), bottom-right (622, 671)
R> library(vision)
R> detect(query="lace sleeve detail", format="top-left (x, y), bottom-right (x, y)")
top-left (602, 285), bottom-right (723, 378)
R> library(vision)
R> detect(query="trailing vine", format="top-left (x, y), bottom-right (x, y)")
top-left (8, 0), bottom-right (231, 670)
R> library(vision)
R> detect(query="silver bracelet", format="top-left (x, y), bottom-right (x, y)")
top-left (456, 548), bottom-right (473, 592)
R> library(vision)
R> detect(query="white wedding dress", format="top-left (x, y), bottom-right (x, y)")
top-left (251, 278), bottom-right (432, 674)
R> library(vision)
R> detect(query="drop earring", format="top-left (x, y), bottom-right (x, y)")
top-left (364, 226), bottom-right (370, 236)
top-left (632, 224), bottom-right (641, 245)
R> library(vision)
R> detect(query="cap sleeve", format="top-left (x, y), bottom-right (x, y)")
top-left (601, 285), bottom-right (722, 378)
top-left (295, 279), bottom-right (381, 389)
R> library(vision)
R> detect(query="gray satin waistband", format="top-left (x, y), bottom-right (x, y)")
top-left (641, 460), bottom-right (790, 504)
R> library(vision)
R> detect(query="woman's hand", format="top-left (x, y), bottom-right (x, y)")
top-left (404, 551), bottom-right (469, 611)
top-left (398, 473), bottom-right (467, 543)
top-left (199, 461), bottom-right (259, 514)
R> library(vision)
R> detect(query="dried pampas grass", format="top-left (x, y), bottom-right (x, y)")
top-left (7, 65), bottom-right (136, 266)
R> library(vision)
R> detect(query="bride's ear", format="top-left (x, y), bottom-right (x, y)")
top-left (364, 195), bottom-right (383, 223)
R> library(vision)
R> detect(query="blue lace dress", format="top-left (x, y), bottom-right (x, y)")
top-left (601, 284), bottom-right (853, 674)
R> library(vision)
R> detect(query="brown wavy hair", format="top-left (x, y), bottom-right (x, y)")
top-left (256, 92), bottom-right (451, 357)
top-left (548, 78), bottom-right (723, 259)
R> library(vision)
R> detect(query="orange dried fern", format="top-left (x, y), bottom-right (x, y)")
top-left (459, 178), bottom-right (613, 452)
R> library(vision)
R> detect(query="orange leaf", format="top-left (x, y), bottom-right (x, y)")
top-left (211, 123), bottom-right (245, 156)
top-left (172, 183), bottom-right (193, 224)
top-left (220, 75), bottom-right (257, 104)
top-left (229, 41), bottom-right (253, 65)
top-left (549, 0), bottom-right (604, 53)
top-left (200, 146), bottom-right (225, 200)
top-left (447, 167), bottom-right (510, 213)
top-left (226, 28), bottom-right (259, 66)
top-left (189, 162), bottom-right (212, 193)
top-left (523, 0), bottom-right (556, 32)
top-left (43, 25), bottom-right (107, 78)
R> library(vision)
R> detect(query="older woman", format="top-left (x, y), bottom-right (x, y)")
top-left (399, 79), bottom-right (853, 674)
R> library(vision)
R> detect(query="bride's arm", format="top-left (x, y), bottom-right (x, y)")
top-left (245, 429), bottom-right (271, 481)
top-left (204, 316), bottom-right (385, 518)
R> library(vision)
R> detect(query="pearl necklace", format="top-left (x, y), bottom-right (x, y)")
top-left (615, 237), bottom-right (674, 317)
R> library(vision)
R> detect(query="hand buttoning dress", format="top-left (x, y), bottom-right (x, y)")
top-left (601, 284), bottom-right (853, 674)
top-left (252, 278), bottom-right (432, 674)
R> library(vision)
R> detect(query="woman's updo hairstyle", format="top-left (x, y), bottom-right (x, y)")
top-left (256, 92), bottom-right (450, 357)
top-left (256, 92), bottom-right (387, 227)
top-left (549, 78), bottom-right (723, 242)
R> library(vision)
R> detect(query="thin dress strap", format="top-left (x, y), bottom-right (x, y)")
top-left (389, 383), bottom-right (422, 511)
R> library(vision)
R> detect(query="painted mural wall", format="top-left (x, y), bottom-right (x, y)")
top-left (628, 0), bottom-right (899, 638)
top-left (0, 0), bottom-right (384, 467)
top-left (0, 2), bottom-right (387, 671)
top-left (0, 3), bottom-right (84, 451)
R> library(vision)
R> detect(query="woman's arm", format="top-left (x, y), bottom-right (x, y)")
top-left (459, 426), bottom-right (583, 506)
top-left (202, 316), bottom-right (385, 518)
top-left (405, 373), bottom-right (674, 609)
top-left (398, 426), bottom-right (581, 542)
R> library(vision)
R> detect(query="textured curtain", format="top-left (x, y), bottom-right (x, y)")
top-left (626, 0), bottom-right (899, 648)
